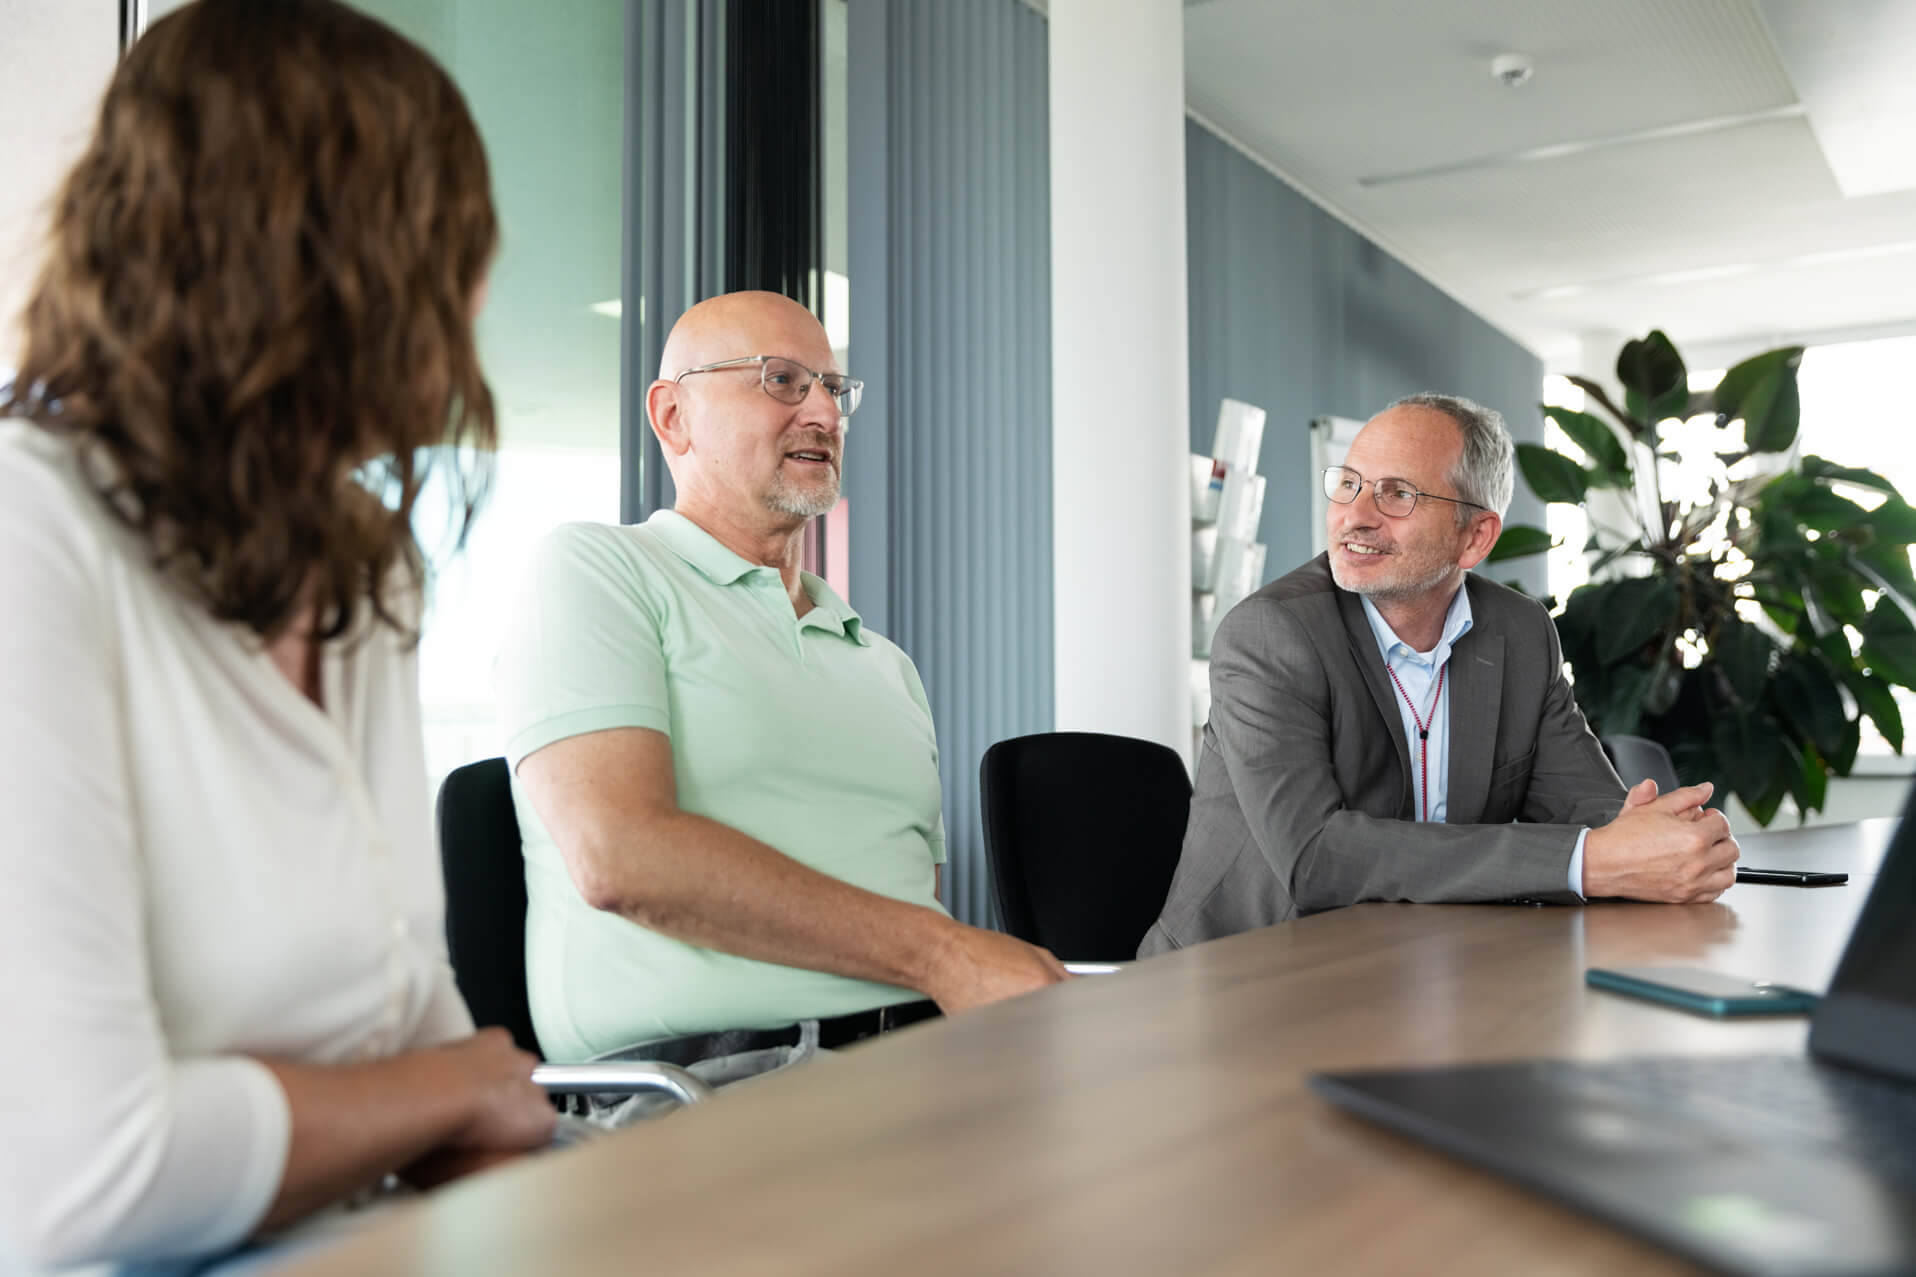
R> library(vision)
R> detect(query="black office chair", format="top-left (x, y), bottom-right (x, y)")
top-left (980, 732), bottom-right (1191, 961)
top-left (435, 758), bottom-right (711, 1107)
top-left (1600, 733), bottom-right (1681, 795)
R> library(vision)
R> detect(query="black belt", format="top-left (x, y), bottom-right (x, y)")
top-left (598, 999), bottom-right (941, 1068)
top-left (816, 998), bottom-right (942, 1049)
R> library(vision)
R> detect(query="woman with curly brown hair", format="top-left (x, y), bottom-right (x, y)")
top-left (0, 1), bottom-right (557, 1269)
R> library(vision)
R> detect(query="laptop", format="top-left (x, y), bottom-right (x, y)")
top-left (1311, 794), bottom-right (1916, 1277)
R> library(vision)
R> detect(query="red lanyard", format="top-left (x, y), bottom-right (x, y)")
top-left (1384, 661), bottom-right (1447, 822)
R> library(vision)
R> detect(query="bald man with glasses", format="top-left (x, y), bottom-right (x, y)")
top-left (496, 291), bottom-right (1066, 1072)
top-left (1141, 393), bottom-right (1738, 955)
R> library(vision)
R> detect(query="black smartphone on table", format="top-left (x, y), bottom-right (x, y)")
top-left (1735, 867), bottom-right (1848, 886)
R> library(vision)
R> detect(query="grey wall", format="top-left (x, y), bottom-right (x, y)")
top-left (1185, 120), bottom-right (1548, 595)
top-left (847, 0), bottom-right (1052, 928)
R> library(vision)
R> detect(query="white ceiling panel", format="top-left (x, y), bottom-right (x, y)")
top-left (1185, 0), bottom-right (1916, 362)
top-left (1759, 0), bottom-right (1916, 197)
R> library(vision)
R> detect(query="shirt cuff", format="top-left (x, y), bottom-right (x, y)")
top-left (1568, 828), bottom-right (1590, 900)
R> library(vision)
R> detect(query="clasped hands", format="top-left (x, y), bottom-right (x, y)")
top-left (1582, 778), bottom-right (1740, 903)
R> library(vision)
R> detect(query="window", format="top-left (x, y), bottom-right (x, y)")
top-left (350, 1), bottom-right (627, 794)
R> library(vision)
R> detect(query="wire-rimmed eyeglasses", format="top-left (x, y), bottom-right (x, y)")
top-left (1322, 465), bottom-right (1488, 519)
top-left (674, 355), bottom-right (863, 418)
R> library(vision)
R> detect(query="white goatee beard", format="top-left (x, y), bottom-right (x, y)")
top-left (765, 470), bottom-right (840, 519)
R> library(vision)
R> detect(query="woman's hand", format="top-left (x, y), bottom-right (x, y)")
top-left (434, 1028), bottom-right (555, 1152)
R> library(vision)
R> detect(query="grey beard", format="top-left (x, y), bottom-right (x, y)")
top-left (765, 470), bottom-right (841, 519)
top-left (1330, 555), bottom-right (1457, 602)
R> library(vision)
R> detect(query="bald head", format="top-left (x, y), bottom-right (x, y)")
top-left (644, 289), bottom-right (847, 540)
top-left (658, 290), bottom-right (831, 380)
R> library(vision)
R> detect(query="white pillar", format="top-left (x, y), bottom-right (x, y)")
top-left (1049, 0), bottom-right (1192, 766)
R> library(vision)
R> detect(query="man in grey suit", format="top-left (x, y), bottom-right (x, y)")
top-left (1141, 393), bottom-right (1739, 955)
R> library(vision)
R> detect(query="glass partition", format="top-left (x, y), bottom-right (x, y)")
top-left (348, 1), bottom-right (627, 792)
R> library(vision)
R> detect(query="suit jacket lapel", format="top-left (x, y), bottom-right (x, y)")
top-left (1446, 579), bottom-right (1503, 825)
top-left (1337, 588), bottom-right (1414, 815)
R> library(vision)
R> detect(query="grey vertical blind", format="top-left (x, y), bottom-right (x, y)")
top-left (1185, 119), bottom-right (1549, 594)
top-left (846, 0), bottom-right (1052, 928)
top-left (624, 0), bottom-right (728, 523)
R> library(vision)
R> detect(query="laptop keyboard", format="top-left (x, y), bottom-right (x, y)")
top-left (1535, 1054), bottom-right (1916, 1189)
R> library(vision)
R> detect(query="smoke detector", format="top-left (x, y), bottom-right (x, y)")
top-left (1491, 53), bottom-right (1534, 88)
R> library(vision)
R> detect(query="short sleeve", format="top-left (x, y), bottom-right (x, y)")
top-left (894, 646), bottom-right (946, 865)
top-left (494, 522), bottom-right (672, 769)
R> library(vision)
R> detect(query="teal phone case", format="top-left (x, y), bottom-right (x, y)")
top-left (1585, 966), bottom-right (1820, 1017)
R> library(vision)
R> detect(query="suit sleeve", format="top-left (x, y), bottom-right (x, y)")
top-left (1518, 602), bottom-right (1628, 828)
top-left (1208, 596), bottom-right (1586, 913)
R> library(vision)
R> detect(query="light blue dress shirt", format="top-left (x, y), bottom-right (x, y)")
top-left (1361, 588), bottom-right (1587, 898)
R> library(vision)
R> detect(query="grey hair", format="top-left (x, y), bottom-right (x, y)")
top-left (1387, 392), bottom-right (1514, 525)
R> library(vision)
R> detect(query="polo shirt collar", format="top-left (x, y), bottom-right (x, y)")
top-left (646, 509), bottom-right (870, 646)
top-left (647, 509), bottom-right (760, 584)
top-left (800, 576), bottom-right (870, 646)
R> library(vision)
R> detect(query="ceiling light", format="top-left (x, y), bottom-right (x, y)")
top-left (1640, 263), bottom-right (1760, 288)
top-left (1491, 53), bottom-right (1533, 88)
top-left (589, 299), bottom-right (621, 319)
top-left (1784, 240), bottom-right (1916, 269)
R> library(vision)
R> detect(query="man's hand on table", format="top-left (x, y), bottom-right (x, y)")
top-left (1584, 780), bottom-right (1740, 903)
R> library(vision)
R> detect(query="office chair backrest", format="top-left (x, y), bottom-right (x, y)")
top-left (436, 757), bottom-right (541, 1056)
top-left (1600, 733), bottom-right (1681, 796)
top-left (980, 732), bottom-right (1192, 961)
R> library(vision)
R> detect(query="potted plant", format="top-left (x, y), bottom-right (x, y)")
top-left (1490, 330), bottom-right (1916, 825)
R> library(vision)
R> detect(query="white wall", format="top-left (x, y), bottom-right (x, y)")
top-left (0, 0), bottom-right (117, 368)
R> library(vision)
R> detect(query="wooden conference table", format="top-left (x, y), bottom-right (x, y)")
top-left (283, 819), bottom-right (1896, 1276)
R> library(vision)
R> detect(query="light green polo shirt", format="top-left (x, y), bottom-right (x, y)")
top-left (493, 511), bottom-right (948, 1059)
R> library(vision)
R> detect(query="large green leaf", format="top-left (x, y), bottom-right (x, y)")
top-left (1711, 619), bottom-right (1774, 705)
top-left (1844, 669), bottom-right (1904, 753)
top-left (1617, 330), bottom-right (1689, 424)
top-left (1712, 711), bottom-right (1793, 823)
top-left (1556, 586), bottom-right (1609, 681)
top-left (1792, 738), bottom-right (1829, 818)
top-left (1753, 501), bottom-right (1808, 554)
top-left (1515, 442), bottom-right (1590, 505)
top-left (1564, 375), bottom-right (1651, 439)
top-left (1854, 543), bottom-right (1916, 613)
top-left (1861, 596), bottom-right (1916, 688)
top-left (1832, 715), bottom-right (1863, 776)
top-left (1813, 628), bottom-right (1854, 668)
top-left (1713, 346), bottom-right (1803, 435)
top-left (1487, 524), bottom-right (1556, 563)
top-left (1769, 654), bottom-right (1850, 762)
top-left (1763, 477), bottom-right (1869, 532)
top-left (1593, 575), bottom-right (1680, 665)
top-left (1543, 405), bottom-right (1631, 482)
top-left (1803, 550), bottom-right (1869, 629)
top-left (1719, 356), bottom-right (1803, 454)
top-left (1801, 456), bottom-right (1901, 496)
top-left (1583, 662), bottom-right (1653, 737)
top-left (1854, 498), bottom-right (1916, 546)
top-left (1743, 785), bottom-right (1787, 827)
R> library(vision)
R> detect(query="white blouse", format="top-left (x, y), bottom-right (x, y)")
top-left (0, 423), bottom-right (473, 1271)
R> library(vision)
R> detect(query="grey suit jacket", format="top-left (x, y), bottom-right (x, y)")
top-left (1141, 554), bottom-right (1625, 955)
